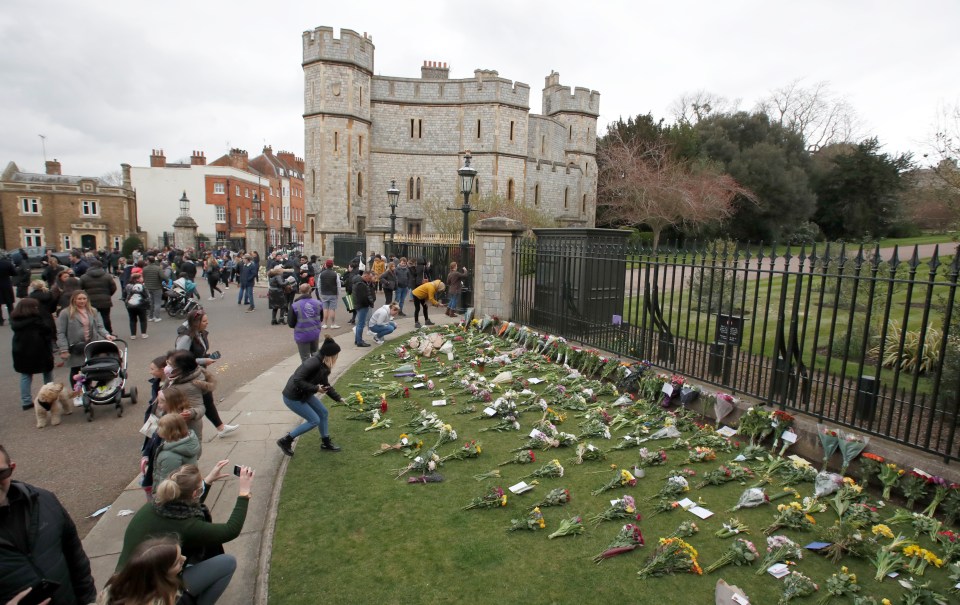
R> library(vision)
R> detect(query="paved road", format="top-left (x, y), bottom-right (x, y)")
top-left (0, 284), bottom-right (359, 537)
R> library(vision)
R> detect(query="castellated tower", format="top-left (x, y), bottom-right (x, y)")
top-left (302, 27), bottom-right (374, 256)
top-left (542, 71), bottom-right (600, 227)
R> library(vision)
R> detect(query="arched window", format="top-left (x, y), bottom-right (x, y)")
top-left (408, 177), bottom-right (414, 200)
top-left (416, 177), bottom-right (422, 200)
top-left (507, 179), bottom-right (514, 202)
top-left (357, 172), bottom-right (363, 197)
top-left (564, 187), bottom-right (569, 209)
top-left (534, 184), bottom-right (539, 206)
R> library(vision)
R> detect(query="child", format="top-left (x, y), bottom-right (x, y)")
top-left (152, 413), bottom-right (200, 489)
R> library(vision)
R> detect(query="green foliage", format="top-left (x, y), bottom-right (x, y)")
top-left (811, 138), bottom-right (913, 240)
top-left (685, 240), bottom-right (746, 313)
top-left (785, 221), bottom-right (824, 246)
top-left (869, 320), bottom-right (943, 375)
top-left (120, 235), bottom-right (143, 258)
top-left (691, 112), bottom-right (817, 243)
top-left (421, 193), bottom-right (555, 237)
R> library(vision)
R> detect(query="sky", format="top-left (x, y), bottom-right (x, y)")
top-left (1, 0), bottom-right (957, 178)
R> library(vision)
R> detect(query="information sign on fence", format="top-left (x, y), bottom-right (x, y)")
top-left (715, 314), bottom-right (744, 346)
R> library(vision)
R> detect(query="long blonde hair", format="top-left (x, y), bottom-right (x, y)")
top-left (67, 289), bottom-right (92, 319)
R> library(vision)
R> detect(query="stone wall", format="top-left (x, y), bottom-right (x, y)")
top-left (472, 217), bottom-right (525, 320)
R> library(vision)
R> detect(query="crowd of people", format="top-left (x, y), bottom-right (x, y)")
top-left (1, 242), bottom-right (468, 604)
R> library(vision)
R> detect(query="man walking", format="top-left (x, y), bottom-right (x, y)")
top-left (317, 259), bottom-right (341, 329)
top-left (352, 271), bottom-right (376, 347)
top-left (142, 255), bottom-right (164, 322)
top-left (238, 255), bottom-right (257, 312)
top-left (79, 259), bottom-right (117, 334)
top-left (0, 444), bottom-right (97, 605)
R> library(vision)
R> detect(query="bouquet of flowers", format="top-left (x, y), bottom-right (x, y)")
top-left (878, 462), bottom-right (904, 500)
top-left (900, 470), bottom-right (931, 510)
top-left (870, 548), bottom-right (905, 582)
top-left (695, 464), bottom-right (752, 489)
top-left (817, 566), bottom-right (860, 604)
top-left (858, 452), bottom-right (885, 488)
top-left (922, 475), bottom-right (951, 517)
top-left (520, 459), bottom-right (565, 481)
top-left (646, 472), bottom-right (692, 502)
top-left (779, 571), bottom-right (818, 605)
top-left (837, 430), bottom-right (869, 474)
top-left (440, 440), bottom-right (482, 463)
top-left (729, 488), bottom-right (768, 511)
top-left (903, 544), bottom-right (944, 576)
top-left (777, 459), bottom-right (818, 487)
top-left (637, 447), bottom-right (668, 467)
top-left (765, 500), bottom-right (815, 535)
top-left (478, 415), bottom-right (521, 433)
top-left (714, 392), bottom-right (736, 424)
top-left (739, 407), bottom-right (773, 446)
top-left (577, 418), bottom-right (612, 440)
top-left (756, 535), bottom-right (803, 575)
top-left (636, 538), bottom-right (703, 578)
top-left (814, 471), bottom-right (845, 498)
top-left (548, 515), bottom-right (584, 539)
top-left (592, 523), bottom-right (644, 563)
top-left (951, 561), bottom-right (960, 593)
top-left (944, 484), bottom-right (960, 526)
top-left (571, 443), bottom-right (606, 465)
top-left (611, 433), bottom-right (642, 451)
top-left (472, 469), bottom-right (502, 482)
top-left (462, 486), bottom-right (508, 510)
top-left (664, 520), bottom-right (700, 540)
top-left (770, 410), bottom-right (795, 454)
top-left (591, 468), bottom-right (637, 496)
top-left (589, 495), bottom-right (637, 526)
top-left (886, 509), bottom-right (942, 541)
top-left (687, 446), bottom-right (716, 463)
top-left (507, 506), bottom-right (545, 532)
top-left (363, 411), bottom-right (392, 431)
top-left (498, 449), bottom-right (536, 467)
top-left (659, 374), bottom-right (685, 408)
top-left (529, 487), bottom-right (571, 510)
top-left (715, 518), bottom-right (749, 539)
top-left (703, 538), bottom-right (759, 573)
top-left (372, 433), bottom-right (423, 456)
top-left (817, 424), bottom-right (841, 470)
top-left (936, 530), bottom-right (960, 564)
top-left (432, 424), bottom-right (459, 449)
top-left (395, 449), bottom-right (441, 479)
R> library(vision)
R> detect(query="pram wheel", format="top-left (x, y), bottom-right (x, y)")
top-left (129, 386), bottom-right (139, 404)
top-left (84, 395), bottom-right (93, 422)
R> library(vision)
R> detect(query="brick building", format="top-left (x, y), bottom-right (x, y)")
top-left (301, 26), bottom-right (600, 257)
top-left (131, 147), bottom-right (305, 251)
top-left (0, 159), bottom-right (139, 252)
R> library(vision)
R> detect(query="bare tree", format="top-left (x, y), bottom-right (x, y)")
top-left (420, 192), bottom-right (555, 236)
top-left (928, 101), bottom-right (960, 193)
top-left (597, 131), bottom-right (755, 248)
top-left (99, 170), bottom-right (122, 186)
top-left (755, 79), bottom-right (860, 151)
top-left (670, 90), bottom-right (739, 125)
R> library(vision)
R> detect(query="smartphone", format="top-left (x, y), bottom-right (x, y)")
top-left (209, 351), bottom-right (221, 360)
top-left (233, 464), bottom-right (242, 477)
top-left (20, 580), bottom-right (61, 605)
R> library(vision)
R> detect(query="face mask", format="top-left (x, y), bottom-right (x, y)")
top-left (164, 365), bottom-right (174, 378)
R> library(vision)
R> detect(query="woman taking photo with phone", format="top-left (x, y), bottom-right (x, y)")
top-left (174, 310), bottom-right (238, 438)
top-left (117, 462), bottom-right (253, 570)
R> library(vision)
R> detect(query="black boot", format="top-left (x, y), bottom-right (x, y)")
top-left (321, 436), bottom-right (341, 452)
top-left (277, 434), bottom-right (295, 457)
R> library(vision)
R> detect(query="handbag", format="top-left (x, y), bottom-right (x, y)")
top-left (139, 413), bottom-right (160, 437)
top-left (342, 294), bottom-right (355, 312)
top-left (69, 341), bottom-right (88, 355)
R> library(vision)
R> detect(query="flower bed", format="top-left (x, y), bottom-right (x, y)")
top-left (270, 320), bottom-right (959, 604)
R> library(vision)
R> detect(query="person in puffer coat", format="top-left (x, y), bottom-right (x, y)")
top-left (267, 266), bottom-right (287, 325)
top-left (79, 259), bottom-right (117, 334)
top-left (152, 414), bottom-right (201, 489)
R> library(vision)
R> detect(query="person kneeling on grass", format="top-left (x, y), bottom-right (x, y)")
top-left (276, 336), bottom-right (343, 456)
top-left (98, 537), bottom-right (235, 605)
top-left (367, 302), bottom-right (399, 344)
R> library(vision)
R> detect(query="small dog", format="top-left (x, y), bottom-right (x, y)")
top-left (34, 382), bottom-right (73, 428)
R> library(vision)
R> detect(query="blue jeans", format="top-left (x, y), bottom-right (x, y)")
top-left (282, 394), bottom-right (329, 438)
top-left (238, 285), bottom-right (253, 307)
top-left (354, 306), bottom-right (370, 344)
top-left (369, 323), bottom-right (396, 339)
top-left (395, 287), bottom-right (410, 312)
top-left (20, 371), bottom-right (55, 407)
top-left (182, 554), bottom-right (237, 605)
top-left (447, 293), bottom-right (460, 312)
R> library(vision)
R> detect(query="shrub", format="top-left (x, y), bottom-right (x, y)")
top-left (121, 235), bottom-right (143, 258)
top-left (868, 320), bottom-right (942, 374)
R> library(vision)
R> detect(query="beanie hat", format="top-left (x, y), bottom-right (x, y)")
top-left (318, 336), bottom-right (341, 358)
top-left (325, 259), bottom-right (334, 268)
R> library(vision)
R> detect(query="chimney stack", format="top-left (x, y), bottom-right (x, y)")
top-left (421, 59), bottom-right (450, 80)
top-left (45, 159), bottom-right (61, 175)
top-left (190, 150), bottom-right (206, 166)
top-left (150, 149), bottom-right (166, 168)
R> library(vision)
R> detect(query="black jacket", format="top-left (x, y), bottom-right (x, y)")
top-left (11, 315), bottom-right (54, 375)
top-left (352, 279), bottom-right (375, 309)
top-left (79, 267), bottom-right (117, 309)
top-left (0, 482), bottom-right (96, 605)
top-left (318, 269), bottom-right (338, 296)
top-left (281, 355), bottom-right (343, 402)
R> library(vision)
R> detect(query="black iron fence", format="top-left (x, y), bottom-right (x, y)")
top-left (513, 236), bottom-right (960, 461)
top-left (332, 236), bottom-right (366, 267)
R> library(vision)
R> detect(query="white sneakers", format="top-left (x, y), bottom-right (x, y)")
top-left (330, 324), bottom-right (341, 329)
top-left (142, 334), bottom-right (149, 339)
top-left (373, 336), bottom-right (384, 344)
top-left (217, 424), bottom-right (240, 438)
top-left (73, 396), bottom-right (83, 407)
top-left (321, 324), bottom-right (329, 329)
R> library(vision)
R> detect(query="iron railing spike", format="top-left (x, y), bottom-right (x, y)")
top-left (908, 245), bottom-right (921, 269)
top-left (929, 245), bottom-right (941, 272)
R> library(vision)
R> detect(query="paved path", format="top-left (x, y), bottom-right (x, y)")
top-left (79, 311), bottom-right (460, 604)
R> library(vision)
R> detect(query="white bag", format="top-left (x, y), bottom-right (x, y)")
top-left (139, 414), bottom-right (159, 437)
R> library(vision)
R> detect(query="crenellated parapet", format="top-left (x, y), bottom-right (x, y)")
top-left (371, 74), bottom-right (530, 108)
top-left (542, 71), bottom-right (600, 117)
top-left (302, 26), bottom-right (375, 72)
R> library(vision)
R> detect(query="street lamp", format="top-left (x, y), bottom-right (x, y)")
top-left (252, 193), bottom-right (261, 221)
top-left (449, 152), bottom-right (479, 312)
top-left (387, 179), bottom-right (400, 246)
top-left (179, 191), bottom-right (190, 217)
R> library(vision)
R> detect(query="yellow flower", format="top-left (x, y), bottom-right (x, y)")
top-left (843, 477), bottom-right (856, 486)
top-left (872, 524), bottom-right (894, 539)
top-left (476, 446), bottom-right (482, 454)
top-left (881, 600), bottom-right (891, 605)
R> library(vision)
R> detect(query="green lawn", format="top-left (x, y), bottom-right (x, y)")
top-left (269, 326), bottom-right (956, 604)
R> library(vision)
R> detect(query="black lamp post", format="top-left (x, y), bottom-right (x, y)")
top-left (178, 191), bottom-right (190, 217)
top-left (452, 152), bottom-right (478, 312)
top-left (387, 179), bottom-right (400, 246)
top-left (251, 193), bottom-right (261, 221)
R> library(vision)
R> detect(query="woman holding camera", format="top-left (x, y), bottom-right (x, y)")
top-left (174, 310), bottom-right (238, 438)
top-left (276, 335), bottom-right (344, 456)
top-left (117, 461), bottom-right (253, 570)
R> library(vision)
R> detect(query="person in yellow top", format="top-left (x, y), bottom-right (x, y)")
top-left (371, 255), bottom-right (386, 282)
top-left (411, 279), bottom-right (445, 328)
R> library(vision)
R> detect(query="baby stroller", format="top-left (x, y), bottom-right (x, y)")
top-left (76, 340), bottom-right (138, 421)
top-left (165, 277), bottom-right (201, 318)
